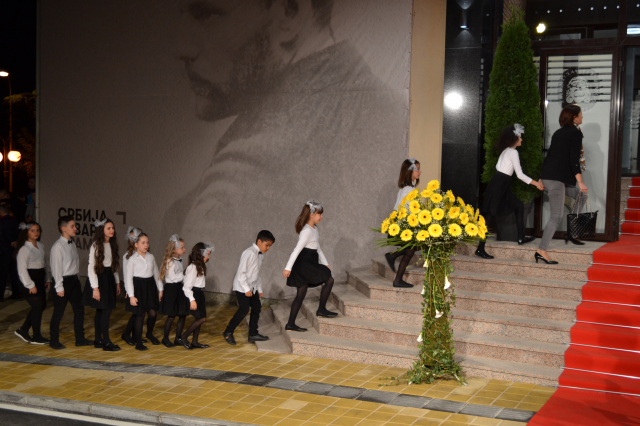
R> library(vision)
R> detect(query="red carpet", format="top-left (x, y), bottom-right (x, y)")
top-left (529, 178), bottom-right (640, 425)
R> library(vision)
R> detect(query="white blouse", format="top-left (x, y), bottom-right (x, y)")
top-left (164, 258), bottom-right (184, 284)
top-left (183, 263), bottom-right (206, 302)
top-left (394, 184), bottom-right (415, 210)
top-left (87, 243), bottom-right (120, 289)
top-left (285, 224), bottom-right (328, 271)
top-left (17, 242), bottom-right (49, 289)
top-left (124, 252), bottom-right (163, 297)
top-left (496, 147), bottom-right (532, 184)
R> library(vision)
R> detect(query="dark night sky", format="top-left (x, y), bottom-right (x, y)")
top-left (0, 0), bottom-right (37, 97)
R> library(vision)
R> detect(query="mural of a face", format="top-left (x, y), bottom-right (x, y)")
top-left (562, 68), bottom-right (597, 112)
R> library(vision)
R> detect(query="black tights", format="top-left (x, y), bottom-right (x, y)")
top-left (182, 318), bottom-right (206, 344)
top-left (164, 316), bottom-right (186, 340)
top-left (94, 309), bottom-right (113, 344)
top-left (388, 248), bottom-right (416, 284)
top-left (287, 277), bottom-right (334, 326)
top-left (21, 291), bottom-right (46, 339)
top-left (134, 309), bottom-right (157, 346)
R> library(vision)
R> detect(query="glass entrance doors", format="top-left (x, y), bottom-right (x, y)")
top-left (622, 47), bottom-right (640, 176)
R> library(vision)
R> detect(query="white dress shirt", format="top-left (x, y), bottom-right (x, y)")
top-left (496, 147), bottom-right (532, 184)
top-left (285, 224), bottom-right (328, 271)
top-left (124, 251), bottom-right (163, 297)
top-left (88, 243), bottom-right (120, 289)
top-left (50, 236), bottom-right (80, 292)
top-left (232, 244), bottom-right (263, 294)
top-left (17, 241), bottom-right (49, 289)
top-left (183, 263), bottom-right (206, 302)
top-left (164, 258), bottom-right (184, 284)
top-left (394, 184), bottom-right (415, 210)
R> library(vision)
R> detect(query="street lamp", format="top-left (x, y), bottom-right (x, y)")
top-left (0, 71), bottom-right (13, 191)
top-left (8, 151), bottom-right (21, 162)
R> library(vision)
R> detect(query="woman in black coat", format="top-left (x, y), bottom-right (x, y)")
top-left (536, 104), bottom-right (588, 264)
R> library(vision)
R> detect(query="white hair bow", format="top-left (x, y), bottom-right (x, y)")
top-left (19, 222), bottom-right (34, 231)
top-left (513, 123), bottom-right (525, 138)
top-left (200, 243), bottom-right (214, 257)
top-left (407, 157), bottom-right (418, 172)
top-left (94, 218), bottom-right (107, 228)
top-left (126, 227), bottom-right (142, 243)
top-left (306, 200), bottom-right (322, 214)
top-left (169, 234), bottom-right (181, 249)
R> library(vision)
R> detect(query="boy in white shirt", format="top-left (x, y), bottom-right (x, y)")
top-left (223, 230), bottom-right (274, 345)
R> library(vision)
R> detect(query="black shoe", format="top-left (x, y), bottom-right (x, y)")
top-left (49, 341), bottom-right (66, 350)
top-left (141, 338), bottom-right (148, 343)
top-left (14, 329), bottom-right (33, 344)
top-left (135, 344), bottom-right (148, 351)
top-left (393, 280), bottom-right (413, 288)
top-left (103, 342), bottom-right (121, 352)
top-left (223, 332), bottom-right (236, 346)
top-left (248, 334), bottom-right (269, 342)
top-left (94, 340), bottom-right (104, 349)
top-left (162, 338), bottom-right (174, 348)
top-left (285, 324), bottom-right (307, 332)
top-left (178, 336), bottom-right (191, 350)
top-left (518, 236), bottom-right (536, 245)
top-left (565, 234), bottom-right (585, 245)
top-left (384, 253), bottom-right (397, 273)
top-left (191, 342), bottom-right (209, 349)
top-left (75, 338), bottom-right (94, 347)
top-left (121, 333), bottom-right (135, 346)
top-left (534, 252), bottom-right (558, 265)
top-left (146, 334), bottom-right (160, 345)
top-left (316, 308), bottom-right (338, 318)
top-left (173, 337), bottom-right (185, 347)
top-left (31, 336), bottom-right (50, 345)
top-left (475, 249), bottom-right (494, 259)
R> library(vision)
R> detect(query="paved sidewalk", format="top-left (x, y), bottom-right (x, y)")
top-left (0, 296), bottom-right (555, 425)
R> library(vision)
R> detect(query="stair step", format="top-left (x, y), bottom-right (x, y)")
top-left (588, 264), bottom-right (640, 285)
top-left (576, 301), bottom-right (640, 327)
top-left (582, 282), bottom-right (640, 305)
top-left (455, 241), bottom-right (595, 265)
top-left (570, 322), bottom-right (640, 352)
top-left (630, 187), bottom-right (640, 197)
top-left (451, 255), bottom-right (589, 282)
top-left (627, 198), bottom-right (640, 209)
top-left (565, 345), bottom-right (640, 378)
top-left (559, 368), bottom-right (640, 396)
top-left (625, 209), bottom-right (640, 221)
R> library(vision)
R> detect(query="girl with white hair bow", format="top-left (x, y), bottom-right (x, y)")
top-left (158, 234), bottom-right (188, 347)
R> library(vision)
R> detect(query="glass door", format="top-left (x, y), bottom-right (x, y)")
top-left (622, 47), bottom-right (640, 176)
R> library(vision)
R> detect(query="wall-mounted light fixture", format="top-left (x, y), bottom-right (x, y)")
top-left (536, 23), bottom-right (546, 33)
top-left (444, 92), bottom-right (463, 110)
top-left (460, 9), bottom-right (468, 29)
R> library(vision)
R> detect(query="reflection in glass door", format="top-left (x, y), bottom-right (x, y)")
top-left (622, 47), bottom-right (640, 175)
top-left (542, 54), bottom-right (612, 234)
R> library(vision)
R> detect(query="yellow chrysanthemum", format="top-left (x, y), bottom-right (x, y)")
top-left (480, 224), bottom-right (488, 234)
top-left (407, 189), bottom-right (419, 200)
top-left (407, 214), bottom-right (419, 227)
top-left (421, 189), bottom-right (432, 198)
top-left (459, 212), bottom-right (469, 225)
top-left (389, 211), bottom-right (398, 220)
top-left (478, 215), bottom-right (485, 226)
top-left (432, 208), bottom-right (445, 221)
top-left (427, 180), bottom-right (440, 192)
top-left (400, 229), bottom-right (413, 242)
top-left (466, 205), bottom-right (474, 216)
top-left (478, 228), bottom-right (486, 239)
top-left (418, 210), bottom-right (432, 225)
top-left (409, 200), bottom-right (421, 214)
top-left (448, 206), bottom-right (460, 219)
top-left (446, 190), bottom-right (455, 202)
top-left (416, 230), bottom-right (429, 241)
top-left (474, 208), bottom-right (480, 221)
top-left (398, 208), bottom-right (408, 220)
top-left (430, 193), bottom-right (443, 204)
top-left (381, 219), bottom-right (390, 234)
top-left (465, 223), bottom-right (478, 236)
top-left (457, 197), bottom-right (466, 208)
top-left (448, 223), bottom-right (462, 237)
top-left (428, 223), bottom-right (443, 238)
top-left (388, 224), bottom-right (400, 236)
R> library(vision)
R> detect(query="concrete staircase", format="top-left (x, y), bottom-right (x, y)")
top-left (265, 240), bottom-right (603, 387)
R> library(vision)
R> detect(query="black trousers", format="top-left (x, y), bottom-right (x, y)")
top-left (225, 291), bottom-right (261, 336)
top-left (0, 253), bottom-right (20, 299)
top-left (49, 275), bottom-right (86, 344)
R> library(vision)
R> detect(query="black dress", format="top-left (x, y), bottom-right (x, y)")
top-left (286, 248), bottom-right (331, 288)
top-left (483, 171), bottom-right (523, 217)
top-left (125, 276), bottom-right (159, 315)
top-left (83, 267), bottom-right (118, 310)
top-left (159, 281), bottom-right (189, 316)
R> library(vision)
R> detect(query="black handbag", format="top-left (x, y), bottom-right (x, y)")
top-left (567, 192), bottom-right (597, 239)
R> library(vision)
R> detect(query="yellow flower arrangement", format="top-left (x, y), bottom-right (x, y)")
top-left (474, 208), bottom-right (479, 221)
top-left (478, 227), bottom-right (486, 239)
top-left (421, 189), bottom-right (432, 198)
top-left (388, 223), bottom-right (400, 236)
top-left (389, 211), bottom-right (398, 220)
top-left (478, 215), bottom-right (485, 226)
top-left (400, 229), bottom-right (413, 242)
top-left (459, 212), bottom-right (469, 225)
top-left (409, 200), bottom-right (421, 214)
top-left (416, 230), bottom-right (429, 241)
top-left (427, 180), bottom-right (440, 192)
top-left (408, 214), bottom-right (419, 227)
top-left (428, 223), bottom-right (443, 238)
top-left (398, 207), bottom-right (408, 220)
top-left (465, 223), bottom-right (478, 236)
top-left (430, 193), bottom-right (443, 204)
top-left (418, 210), bottom-right (432, 225)
top-left (381, 219), bottom-right (390, 233)
top-left (465, 205), bottom-right (474, 216)
top-left (408, 189), bottom-right (419, 200)
top-left (447, 206), bottom-right (460, 219)
top-left (432, 208), bottom-right (445, 221)
top-left (457, 197), bottom-right (465, 207)
top-left (448, 223), bottom-right (462, 237)
top-left (446, 190), bottom-right (455, 202)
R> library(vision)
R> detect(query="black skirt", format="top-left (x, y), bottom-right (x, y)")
top-left (286, 248), bottom-right (331, 288)
top-left (483, 171), bottom-right (523, 217)
top-left (22, 268), bottom-right (46, 297)
top-left (159, 281), bottom-right (189, 316)
top-left (189, 288), bottom-right (207, 319)
top-left (83, 267), bottom-right (118, 310)
top-left (125, 276), bottom-right (159, 315)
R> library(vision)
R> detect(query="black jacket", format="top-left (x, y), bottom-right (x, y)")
top-left (540, 125), bottom-right (583, 186)
top-left (0, 215), bottom-right (19, 255)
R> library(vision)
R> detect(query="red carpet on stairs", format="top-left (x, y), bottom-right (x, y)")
top-left (529, 177), bottom-right (640, 425)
